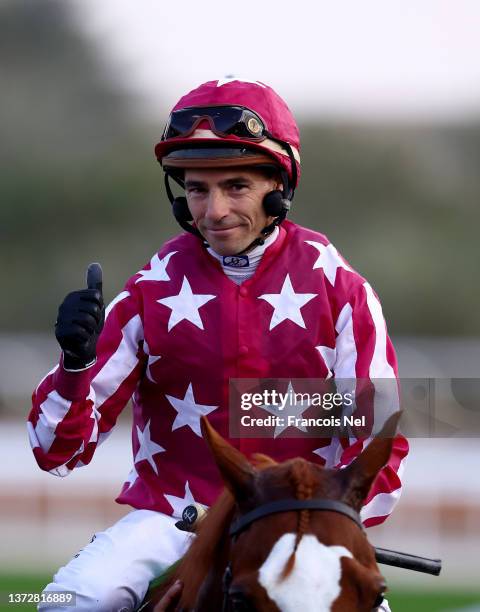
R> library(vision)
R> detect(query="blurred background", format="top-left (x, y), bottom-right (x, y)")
top-left (1, 0), bottom-right (479, 610)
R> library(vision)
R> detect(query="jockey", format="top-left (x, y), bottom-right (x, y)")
top-left (28, 78), bottom-right (408, 611)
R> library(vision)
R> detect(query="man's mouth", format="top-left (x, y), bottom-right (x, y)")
top-left (206, 225), bottom-right (240, 234)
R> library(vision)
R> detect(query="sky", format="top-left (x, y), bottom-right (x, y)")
top-left (70, 0), bottom-right (480, 122)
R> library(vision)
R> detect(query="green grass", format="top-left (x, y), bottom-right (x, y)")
top-left (387, 589), bottom-right (480, 611)
top-left (0, 574), bottom-right (479, 611)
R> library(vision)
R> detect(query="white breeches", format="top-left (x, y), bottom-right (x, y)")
top-left (38, 509), bottom-right (192, 612)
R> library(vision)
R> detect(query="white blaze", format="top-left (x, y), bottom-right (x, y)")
top-left (258, 534), bottom-right (352, 612)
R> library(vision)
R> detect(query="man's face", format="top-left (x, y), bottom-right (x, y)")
top-left (184, 167), bottom-right (279, 255)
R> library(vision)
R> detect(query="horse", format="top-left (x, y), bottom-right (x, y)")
top-left (148, 413), bottom-right (399, 611)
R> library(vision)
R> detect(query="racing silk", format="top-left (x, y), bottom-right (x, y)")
top-left (28, 220), bottom-right (408, 528)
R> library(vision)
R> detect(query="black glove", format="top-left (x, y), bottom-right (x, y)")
top-left (55, 263), bottom-right (105, 371)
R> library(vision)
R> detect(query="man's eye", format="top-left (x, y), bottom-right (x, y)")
top-left (231, 184), bottom-right (248, 191)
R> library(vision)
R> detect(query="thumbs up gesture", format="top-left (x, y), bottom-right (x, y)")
top-left (55, 263), bottom-right (105, 371)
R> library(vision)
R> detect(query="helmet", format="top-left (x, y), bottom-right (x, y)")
top-left (155, 78), bottom-right (301, 188)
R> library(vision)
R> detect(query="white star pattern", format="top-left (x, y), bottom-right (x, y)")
top-left (143, 340), bottom-right (161, 383)
top-left (166, 383), bottom-right (218, 437)
top-left (164, 480), bottom-right (198, 517)
top-left (157, 276), bottom-right (216, 332)
top-left (135, 251), bottom-right (177, 284)
top-left (216, 76), bottom-right (266, 88)
top-left (260, 381), bottom-right (312, 438)
top-left (305, 241), bottom-right (352, 286)
top-left (316, 345), bottom-right (337, 379)
top-left (313, 439), bottom-right (344, 469)
top-left (124, 465), bottom-right (139, 490)
top-left (258, 274), bottom-right (317, 330)
top-left (134, 419), bottom-right (165, 475)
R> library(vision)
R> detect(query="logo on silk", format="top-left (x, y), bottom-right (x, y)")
top-left (223, 255), bottom-right (250, 268)
top-left (182, 505), bottom-right (198, 525)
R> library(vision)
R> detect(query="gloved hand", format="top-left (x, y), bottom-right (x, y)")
top-left (55, 263), bottom-right (105, 371)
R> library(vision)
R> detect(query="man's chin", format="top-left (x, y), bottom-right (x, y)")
top-left (202, 229), bottom-right (249, 255)
top-left (209, 241), bottom-right (245, 256)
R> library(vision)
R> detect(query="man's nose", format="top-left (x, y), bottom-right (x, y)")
top-left (204, 189), bottom-right (229, 222)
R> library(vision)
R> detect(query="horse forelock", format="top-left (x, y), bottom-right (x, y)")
top-left (255, 460), bottom-right (371, 610)
top-left (280, 458), bottom-right (321, 579)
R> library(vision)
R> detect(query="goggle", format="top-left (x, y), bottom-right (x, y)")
top-left (161, 105), bottom-right (267, 142)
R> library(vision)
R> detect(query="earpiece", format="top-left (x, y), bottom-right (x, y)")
top-left (261, 165), bottom-right (292, 218)
top-left (262, 190), bottom-right (284, 217)
top-left (172, 196), bottom-right (193, 222)
top-left (262, 190), bottom-right (291, 217)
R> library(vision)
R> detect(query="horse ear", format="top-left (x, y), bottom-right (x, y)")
top-left (200, 416), bottom-right (256, 501)
top-left (338, 412), bottom-right (401, 511)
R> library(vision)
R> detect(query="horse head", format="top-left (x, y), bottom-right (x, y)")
top-left (171, 414), bottom-right (399, 611)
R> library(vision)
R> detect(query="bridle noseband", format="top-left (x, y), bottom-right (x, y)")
top-left (222, 498), bottom-right (365, 612)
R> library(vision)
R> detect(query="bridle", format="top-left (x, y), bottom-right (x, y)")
top-left (221, 497), bottom-right (374, 612)
top-left (229, 498), bottom-right (364, 538)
